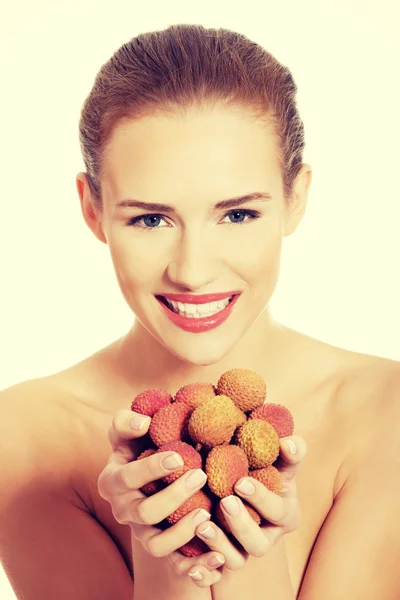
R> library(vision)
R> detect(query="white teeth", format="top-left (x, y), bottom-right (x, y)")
top-left (165, 297), bottom-right (232, 318)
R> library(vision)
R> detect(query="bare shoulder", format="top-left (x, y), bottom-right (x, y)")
top-left (327, 346), bottom-right (400, 494)
top-left (0, 376), bottom-right (90, 509)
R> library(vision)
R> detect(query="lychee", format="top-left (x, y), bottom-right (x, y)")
top-left (249, 465), bottom-right (283, 495)
top-left (131, 388), bottom-right (172, 417)
top-left (157, 441), bottom-right (202, 484)
top-left (206, 445), bottom-right (249, 498)
top-left (249, 403), bottom-right (294, 437)
top-left (217, 368), bottom-right (266, 412)
top-left (167, 490), bottom-right (212, 525)
top-left (215, 501), bottom-right (261, 534)
top-left (235, 419), bottom-right (280, 469)
top-left (180, 536), bottom-right (210, 557)
top-left (149, 402), bottom-right (192, 447)
top-left (136, 449), bottom-right (165, 496)
top-left (188, 395), bottom-right (244, 448)
top-left (174, 382), bottom-right (216, 410)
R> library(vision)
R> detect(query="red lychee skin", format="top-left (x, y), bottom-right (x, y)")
top-left (136, 449), bottom-right (165, 496)
top-left (179, 536), bottom-right (209, 557)
top-left (167, 490), bottom-right (212, 525)
top-left (174, 383), bottom-right (216, 410)
top-left (248, 403), bottom-right (294, 437)
top-left (206, 444), bottom-right (249, 498)
top-left (249, 465), bottom-right (283, 495)
top-left (131, 388), bottom-right (172, 417)
top-left (149, 402), bottom-right (192, 447)
top-left (157, 441), bottom-right (202, 484)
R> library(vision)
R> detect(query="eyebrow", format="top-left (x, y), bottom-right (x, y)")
top-left (115, 192), bottom-right (272, 213)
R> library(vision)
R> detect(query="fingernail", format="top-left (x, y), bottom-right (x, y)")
top-left (285, 440), bottom-right (297, 455)
top-left (188, 570), bottom-right (203, 581)
top-left (130, 415), bottom-right (150, 430)
top-left (208, 555), bottom-right (224, 567)
top-left (185, 469), bottom-right (207, 489)
top-left (197, 523), bottom-right (216, 539)
top-left (221, 495), bottom-right (241, 516)
top-left (235, 478), bottom-right (255, 495)
top-left (162, 453), bottom-right (184, 470)
top-left (192, 509), bottom-right (211, 527)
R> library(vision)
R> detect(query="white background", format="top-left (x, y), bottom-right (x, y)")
top-left (1, 0), bottom-right (399, 597)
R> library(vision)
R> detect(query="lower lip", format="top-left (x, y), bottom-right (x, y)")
top-left (156, 295), bottom-right (241, 333)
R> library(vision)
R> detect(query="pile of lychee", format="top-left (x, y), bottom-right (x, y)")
top-left (130, 368), bottom-right (294, 557)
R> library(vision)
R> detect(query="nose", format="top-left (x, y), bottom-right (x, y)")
top-left (166, 228), bottom-right (221, 291)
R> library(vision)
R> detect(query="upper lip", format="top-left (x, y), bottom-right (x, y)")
top-left (156, 291), bottom-right (241, 304)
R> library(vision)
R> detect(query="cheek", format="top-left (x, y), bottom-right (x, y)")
top-left (230, 225), bottom-right (283, 277)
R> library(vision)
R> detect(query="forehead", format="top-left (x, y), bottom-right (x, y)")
top-left (102, 106), bottom-right (282, 201)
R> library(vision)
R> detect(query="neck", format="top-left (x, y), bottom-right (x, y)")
top-left (111, 308), bottom-right (299, 397)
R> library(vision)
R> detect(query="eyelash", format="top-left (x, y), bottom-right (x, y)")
top-left (125, 209), bottom-right (261, 230)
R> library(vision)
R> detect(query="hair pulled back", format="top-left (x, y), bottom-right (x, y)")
top-left (78, 24), bottom-right (305, 210)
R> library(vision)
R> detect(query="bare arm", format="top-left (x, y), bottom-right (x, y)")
top-left (0, 391), bottom-right (135, 600)
top-left (297, 370), bottom-right (400, 598)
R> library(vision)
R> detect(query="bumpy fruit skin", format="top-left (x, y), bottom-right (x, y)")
top-left (149, 402), bottom-right (192, 447)
top-left (215, 501), bottom-right (261, 533)
top-left (174, 383), bottom-right (216, 410)
top-left (249, 403), bottom-right (294, 438)
top-left (179, 537), bottom-right (209, 557)
top-left (188, 395), bottom-right (242, 448)
top-left (236, 419), bottom-right (280, 469)
top-left (136, 449), bottom-right (165, 496)
top-left (249, 466), bottom-right (283, 495)
top-left (157, 441), bottom-right (202, 484)
top-left (217, 368), bottom-right (266, 412)
top-left (131, 388), bottom-right (172, 417)
top-left (167, 490), bottom-right (212, 524)
top-left (206, 445), bottom-right (249, 498)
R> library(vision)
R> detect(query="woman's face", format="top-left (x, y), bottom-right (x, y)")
top-left (79, 105), bottom-right (310, 366)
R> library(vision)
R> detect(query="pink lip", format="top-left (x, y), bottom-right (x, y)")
top-left (156, 294), bottom-right (241, 333)
top-left (156, 291), bottom-right (241, 304)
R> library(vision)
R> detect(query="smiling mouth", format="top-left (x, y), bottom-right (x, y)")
top-left (156, 294), bottom-right (236, 316)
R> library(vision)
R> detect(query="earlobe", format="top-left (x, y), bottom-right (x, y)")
top-left (283, 165), bottom-right (312, 236)
top-left (76, 172), bottom-right (107, 244)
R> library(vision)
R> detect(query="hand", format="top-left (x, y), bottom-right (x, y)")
top-left (97, 409), bottom-right (226, 587)
top-left (187, 436), bottom-right (306, 578)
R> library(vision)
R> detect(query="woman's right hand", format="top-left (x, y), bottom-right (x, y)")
top-left (97, 408), bottom-right (226, 588)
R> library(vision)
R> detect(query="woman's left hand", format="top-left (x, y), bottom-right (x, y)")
top-left (177, 435), bottom-right (306, 588)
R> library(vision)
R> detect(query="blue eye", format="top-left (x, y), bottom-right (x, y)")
top-left (125, 209), bottom-right (261, 230)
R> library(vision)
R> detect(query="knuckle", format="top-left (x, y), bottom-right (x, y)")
top-left (146, 536), bottom-right (163, 558)
top-left (227, 556), bottom-right (246, 571)
top-left (119, 466), bottom-right (135, 490)
top-left (136, 501), bottom-right (153, 526)
top-left (252, 538), bottom-right (270, 557)
top-left (173, 559), bottom-right (188, 575)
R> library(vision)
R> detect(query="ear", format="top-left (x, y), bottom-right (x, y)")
top-left (76, 173), bottom-right (107, 244)
top-left (283, 164), bottom-right (312, 236)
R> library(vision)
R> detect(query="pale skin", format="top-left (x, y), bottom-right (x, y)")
top-left (80, 104), bottom-right (310, 592)
top-left (1, 103), bottom-right (399, 600)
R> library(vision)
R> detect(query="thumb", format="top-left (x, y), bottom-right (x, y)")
top-left (107, 409), bottom-right (151, 464)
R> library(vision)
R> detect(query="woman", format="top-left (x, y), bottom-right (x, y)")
top-left (1, 23), bottom-right (399, 600)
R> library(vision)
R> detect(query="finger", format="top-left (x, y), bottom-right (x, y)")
top-left (107, 409), bottom-right (151, 464)
top-left (141, 508), bottom-right (212, 558)
top-left (195, 519), bottom-right (246, 570)
top-left (273, 436), bottom-right (307, 482)
top-left (131, 468), bottom-right (208, 525)
top-left (217, 495), bottom-right (273, 557)
top-left (169, 549), bottom-right (226, 575)
top-left (234, 476), bottom-right (286, 525)
top-left (110, 450), bottom-right (185, 494)
top-left (188, 565), bottom-right (222, 588)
